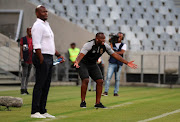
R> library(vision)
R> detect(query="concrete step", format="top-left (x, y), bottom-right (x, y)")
top-left (0, 75), bottom-right (17, 80)
top-left (0, 80), bottom-right (20, 85)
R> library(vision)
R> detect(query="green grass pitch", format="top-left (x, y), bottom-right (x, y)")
top-left (0, 86), bottom-right (180, 122)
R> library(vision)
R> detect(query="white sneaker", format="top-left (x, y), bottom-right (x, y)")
top-left (41, 113), bottom-right (55, 118)
top-left (31, 112), bottom-right (46, 118)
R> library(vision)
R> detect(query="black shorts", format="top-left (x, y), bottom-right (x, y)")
top-left (77, 62), bottom-right (103, 81)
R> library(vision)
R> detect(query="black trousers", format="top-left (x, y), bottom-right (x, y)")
top-left (31, 54), bottom-right (53, 114)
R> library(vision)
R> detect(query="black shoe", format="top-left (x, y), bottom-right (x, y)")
top-left (21, 89), bottom-right (26, 95)
top-left (80, 101), bottom-right (86, 108)
top-left (114, 93), bottom-right (119, 96)
top-left (25, 90), bottom-right (30, 95)
top-left (94, 102), bottom-right (106, 108)
top-left (88, 89), bottom-right (91, 91)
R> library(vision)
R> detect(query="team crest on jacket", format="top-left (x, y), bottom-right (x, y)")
top-left (100, 48), bottom-right (104, 54)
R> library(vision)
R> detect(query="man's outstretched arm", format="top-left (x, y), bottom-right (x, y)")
top-left (111, 53), bottom-right (137, 69)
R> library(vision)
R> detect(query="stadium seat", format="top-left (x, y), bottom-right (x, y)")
top-left (95, 0), bottom-right (106, 7)
top-left (136, 32), bottom-right (147, 40)
top-left (87, 12), bottom-right (98, 19)
top-left (165, 26), bottom-right (176, 35)
top-left (84, 0), bottom-right (94, 5)
top-left (143, 39), bottom-right (153, 51)
top-left (73, 0), bottom-right (83, 5)
top-left (120, 25), bottom-right (131, 33)
top-left (125, 31), bottom-right (136, 40)
top-left (140, 0), bottom-right (151, 8)
top-left (109, 25), bottom-right (120, 33)
top-left (137, 19), bottom-right (147, 27)
top-left (165, 14), bottom-right (176, 22)
top-left (66, 6), bottom-right (77, 18)
top-left (88, 5), bottom-right (99, 13)
top-left (134, 6), bottom-right (145, 14)
top-left (129, 38), bottom-right (141, 51)
top-left (93, 18), bottom-right (103, 26)
top-left (129, 0), bottom-right (139, 8)
top-left (116, 19), bottom-right (126, 25)
top-left (110, 11), bottom-right (120, 20)
top-left (132, 26), bottom-right (142, 33)
top-left (99, 11), bottom-right (110, 19)
top-left (143, 26), bottom-right (153, 33)
top-left (152, 0), bottom-right (163, 9)
top-left (54, 4), bottom-right (65, 13)
top-left (148, 33), bottom-right (158, 42)
top-left (99, 6), bottom-right (110, 13)
top-left (133, 12), bottom-right (143, 19)
top-left (159, 6), bottom-right (169, 15)
top-left (106, 0), bottom-right (117, 7)
top-left (77, 10), bottom-right (87, 19)
top-left (118, 0), bottom-right (128, 6)
top-left (154, 26), bottom-right (165, 34)
top-left (61, 0), bottom-right (73, 5)
top-left (159, 19), bottom-right (169, 26)
top-left (127, 19), bottom-right (136, 26)
top-left (104, 18), bottom-right (114, 26)
top-left (97, 26), bottom-right (108, 32)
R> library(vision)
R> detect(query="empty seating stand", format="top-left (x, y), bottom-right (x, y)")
top-left (29, 0), bottom-right (180, 52)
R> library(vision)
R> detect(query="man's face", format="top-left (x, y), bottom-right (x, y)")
top-left (71, 44), bottom-right (75, 49)
top-left (27, 28), bottom-right (32, 37)
top-left (96, 34), bottom-right (105, 45)
top-left (37, 6), bottom-right (48, 21)
top-left (117, 33), bottom-right (124, 42)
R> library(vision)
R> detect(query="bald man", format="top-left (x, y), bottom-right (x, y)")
top-left (31, 5), bottom-right (64, 118)
top-left (74, 32), bottom-right (137, 108)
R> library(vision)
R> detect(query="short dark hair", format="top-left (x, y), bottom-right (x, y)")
top-left (96, 32), bottom-right (104, 38)
top-left (70, 42), bottom-right (76, 45)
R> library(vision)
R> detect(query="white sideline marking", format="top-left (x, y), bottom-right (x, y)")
top-left (138, 109), bottom-right (180, 122)
top-left (108, 102), bottom-right (133, 109)
top-left (35, 102), bottom-right (133, 121)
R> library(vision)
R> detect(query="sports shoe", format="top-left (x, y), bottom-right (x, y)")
top-left (102, 92), bottom-right (108, 96)
top-left (94, 102), bottom-right (106, 108)
top-left (114, 93), bottom-right (119, 96)
top-left (80, 101), bottom-right (86, 108)
top-left (41, 113), bottom-right (55, 118)
top-left (31, 112), bottom-right (46, 118)
top-left (25, 90), bottom-right (30, 95)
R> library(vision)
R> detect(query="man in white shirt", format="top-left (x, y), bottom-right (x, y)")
top-left (31, 5), bottom-right (64, 118)
top-left (102, 32), bottom-right (127, 97)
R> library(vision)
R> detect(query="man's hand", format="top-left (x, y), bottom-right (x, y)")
top-left (74, 60), bottom-right (80, 68)
top-left (127, 61), bottom-right (137, 69)
top-left (39, 55), bottom-right (44, 64)
top-left (21, 59), bottom-right (25, 67)
top-left (58, 56), bottom-right (65, 63)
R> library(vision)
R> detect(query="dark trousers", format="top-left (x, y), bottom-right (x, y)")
top-left (21, 63), bottom-right (32, 90)
top-left (31, 54), bottom-right (53, 114)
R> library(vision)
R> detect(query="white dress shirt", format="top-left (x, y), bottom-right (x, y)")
top-left (32, 18), bottom-right (55, 55)
top-left (115, 43), bottom-right (127, 51)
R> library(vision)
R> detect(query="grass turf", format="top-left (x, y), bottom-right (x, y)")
top-left (0, 86), bottom-right (180, 122)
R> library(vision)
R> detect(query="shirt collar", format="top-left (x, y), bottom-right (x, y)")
top-left (36, 18), bottom-right (48, 24)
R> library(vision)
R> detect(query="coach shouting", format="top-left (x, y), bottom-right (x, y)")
top-left (74, 32), bottom-right (137, 109)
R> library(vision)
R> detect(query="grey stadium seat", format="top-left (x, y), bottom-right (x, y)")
top-left (96, 0), bottom-right (106, 7)
top-left (110, 11), bottom-right (120, 20)
top-left (104, 18), bottom-right (114, 27)
top-left (137, 19), bottom-right (148, 27)
top-left (106, 0), bottom-right (117, 7)
top-left (166, 26), bottom-right (176, 35)
top-left (154, 26), bottom-right (165, 34)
